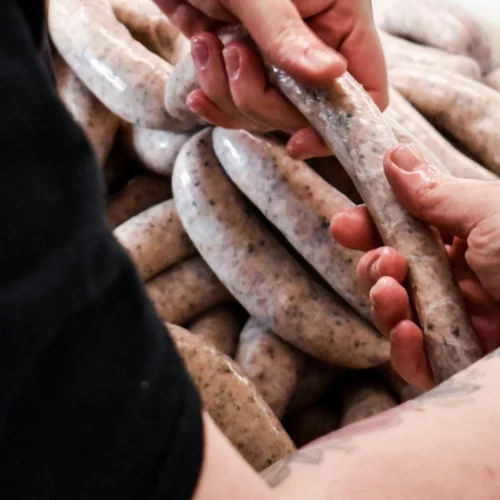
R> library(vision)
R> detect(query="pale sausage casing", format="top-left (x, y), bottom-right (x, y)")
top-left (212, 128), bottom-right (371, 322)
top-left (173, 129), bottom-right (389, 368)
top-left (167, 323), bottom-right (295, 471)
top-left (49, 0), bottom-right (190, 130)
top-left (268, 67), bottom-right (481, 383)
top-left (114, 199), bottom-right (196, 281)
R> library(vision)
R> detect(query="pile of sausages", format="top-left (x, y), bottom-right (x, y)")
top-left (47, 0), bottom-right (500, 472)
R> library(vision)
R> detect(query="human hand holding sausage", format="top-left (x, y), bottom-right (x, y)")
top-left (331, 144), bottom-right (500, 390)
top-left (155, 0), bottom-right (388, 160)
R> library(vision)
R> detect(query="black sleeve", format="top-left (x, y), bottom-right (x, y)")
top-left (0, 2), bottom-right (203, 499)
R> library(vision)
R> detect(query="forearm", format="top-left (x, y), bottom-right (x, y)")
top-left (261, 349), bottom-right (500, 499)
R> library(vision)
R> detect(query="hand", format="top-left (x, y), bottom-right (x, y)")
top-left (155, 0), bottom-right (387, 160)
top-left (331, 144), bottom-right (500, 390)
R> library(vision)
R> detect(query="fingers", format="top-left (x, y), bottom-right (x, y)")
top-left (286, 128), bottom-right (332, 160)
top-left (384, 144), bottom-right (500, 241)
top-left (190, 33), bottom-right (259, 129)
top-left (222, 42), bottom-right (309, 132)
top-left (307, 0), bottom-right (388, 109)
top-left (330, 206), bottom-right (381, 251)
top-left (222, 0), bottom-right (347, 85)
top-left (390, 321), bottom-right (435, 391)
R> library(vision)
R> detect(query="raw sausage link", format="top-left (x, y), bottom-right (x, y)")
top-left (173, 129), bottom-right (389, 368)
top-left (123, 124), bottom-right (193, 177)
top-left (386, 88), bottom-right (496, 181)
top-left (268, 67), bottom-right (482, 383)
top-left (486, 68), bottom-right (500, 92)
top-left (286, 358), bottom-right (343, 415)
top-left (188, 303), bottom-right (247, 358)
top-left (377, 363), bottom-right (424, 403)
top-left (114, 199), bottom-right (196, 281)
top-left (235, 317), bottom-right (302, 419)
top-left (106, 174), bottom-right (172, 228)
top-left (146, 255), bottom-right (233, 325)
top-left (373, 0), bottom-right (492, 73)
top-left (109, 0), bottom-right (190, 64)
top-left (49, 0), bottom-right (189, 130)
top-left (380, 31), bottom-right (481, 80)
top-left (52, 52), bottom-right (120, 165)
top-left (283, 405), bottom-right (340, 448)
top-left (390, 64), bottom-right (500, 174)
top-left (213, 129), bottom-right (371, 322)
top-left (167, 323), bottom-right (295, 471)
top-left (340, 375), bottom-right (398, 427)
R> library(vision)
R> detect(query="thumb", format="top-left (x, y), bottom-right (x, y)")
top-left (222, 0), bottom-right (346, 85)
top-left (384, 144), bottom-right (500, 240)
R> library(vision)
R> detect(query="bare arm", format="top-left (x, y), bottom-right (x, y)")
top-left (195, 348), bottom-right (500, 499)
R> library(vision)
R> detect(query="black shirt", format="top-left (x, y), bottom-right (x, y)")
top-left (0, 1), bottom-right (203, 498)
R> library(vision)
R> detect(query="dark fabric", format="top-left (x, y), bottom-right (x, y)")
top-left (0, 2), bottom-right (204, 498)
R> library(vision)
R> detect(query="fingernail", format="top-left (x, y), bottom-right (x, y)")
top-left (370, 258), bottom-right (382, 282)
top-left (223, 47), bottom-right (241, 80)
top-left (192, 40), bottom-right (209, 69)
top-left (302, 47), bottom-right (346, 75)
top-left (390, 144), bottom-right (425, 172)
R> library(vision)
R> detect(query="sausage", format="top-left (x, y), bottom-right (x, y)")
top-left (373, 0), bottom-right (492, 73)
top-left (486, 68), bottom-right (500, 92)
top-left (286, 359), bottom-right (343, 414)
top-left (52, 52), bottom-right (120, 165)
top-left (167, 323), bottom-right (295, 471)
top-left (106, 174), bottom-right (172, 228)
top-left (212, 128), bottom-right (371, 322)
top-left (269, 67), bottom-right (482, 383)
top-left (340, 374), bottom-right (398, 427)
top-left (386, 88), bottom-right (496, 181)
top-left (377, 363), bottom-right (424, 403)
top-left (390, 64), bottom-right (500, 174)
top-left (114, 199), bottom-right (196, 281)
top-left (173, 129), bottom-right (389, 368)
top-left (109, 0), bottom-right (190, 64)
top-left (124, 124), bottom-right (192, 177)
top-left (283, 405), bottom-right (340, 448)
top-left (188, 303), bottom-right (247, 358)
top-left (49, 0), bottom-right (190, 130)
top-left (146, 255), bottom-right (233, 325)
top-left (235, 318), bottom-right (302, 419)
top-left (380, 31), bottom-right (481, 80)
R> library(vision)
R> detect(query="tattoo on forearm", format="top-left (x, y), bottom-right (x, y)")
top-left (262, 351), bottom-right (498, 489)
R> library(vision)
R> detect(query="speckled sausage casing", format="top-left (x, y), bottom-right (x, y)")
top-left (106, 174), bottom-right (172, 229)
top-left (146, 255), bottom-right (232, 325)
top-left (386, 88), bottom-right (496, 181)
top-left (213, 128), bottom-right (371, 322)
top-left (167, 324), bottom-right (295, 471)
top-left (373, 0), bottom-right (492, 73)
top-left (125, 125), bottom-right (193, 177)
top-left (49, 0), bottom-right (190, 130)
top-left (173, 129), bottom-right (389, 368)
top-left (380, 31), bottom-right (481, 80)
top-left (188, 303), bottom-right (246, 358)
top-left (269, 68), bottom-right (481, 383)
top-left (390, 64), bottom-right (500, 174)
top-left (235, 317), bottom-right (302, 419)
top-left (283, 405), bottom-right (340, 448)
top-left (114, 199), bottom-right (196, 281)
top-left (52, 52), bottom-right (120, 164)
top-left (109, 0), bottom-right (190, 64)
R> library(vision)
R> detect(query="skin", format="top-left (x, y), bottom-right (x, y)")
top-left (155, 0), bottom-right (387, 160)
top-left (486, 68), bottom-right (500, 91)
top-left (331, 143), bottom-right (500, 389)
